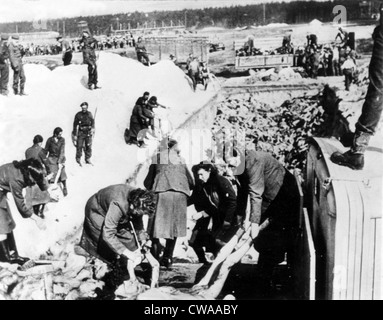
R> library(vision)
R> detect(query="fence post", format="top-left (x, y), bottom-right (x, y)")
top-left (159, 40), bottom-right (162, 61)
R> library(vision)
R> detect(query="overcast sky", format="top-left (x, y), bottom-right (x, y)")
top-left (0, 0), bottom-right (329, 23)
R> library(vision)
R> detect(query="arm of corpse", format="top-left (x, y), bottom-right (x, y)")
top-left (192, 218), bottom-right (270, 291)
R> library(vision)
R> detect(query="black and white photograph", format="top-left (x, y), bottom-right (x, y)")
top-left (0, 0), bottom-right (381, 303)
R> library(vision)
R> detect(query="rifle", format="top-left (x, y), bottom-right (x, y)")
top-left (88, 106), bottom-right (97, 147)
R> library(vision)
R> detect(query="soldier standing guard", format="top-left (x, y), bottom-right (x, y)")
top-left (72, 102), bottom-right (95, 166)
top-left (0, 34), bottom-right (10, 96)
top-left (8, 35), bottom-right (26, 96)
top-left (80, 31), bottom-right (100, 90)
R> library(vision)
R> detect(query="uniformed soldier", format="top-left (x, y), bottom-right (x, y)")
top-left (0, 34), bottom-right (9, 96)
top-left (8, 35), bottom-right (26, 96)
top-left (72, 102), bottom-right (95, 166)
top-left (80, 31), bottom-right (100, 90)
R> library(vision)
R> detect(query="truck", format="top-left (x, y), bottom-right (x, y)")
top-left (235, 53), bottom-right (296, 70)
top-left (234, 39), bottom-right (296, 70)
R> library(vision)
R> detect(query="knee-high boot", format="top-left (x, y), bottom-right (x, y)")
top-left (160, 238), bottom-right (176, 269)
top-left (0, 239), bottom-right (11, 263)
top-left (330, 130), bottom-right (370, 170)
top-left (192, 245), bottom-right (207, 264)
top-left (6, 232), bottom-right (30, 265)
top-left (150, 238), bottom-right (162, 261)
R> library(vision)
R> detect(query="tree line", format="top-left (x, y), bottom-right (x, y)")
top-left (0, 0), bottom-right (380, 37)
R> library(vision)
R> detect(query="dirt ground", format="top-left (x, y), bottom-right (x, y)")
top-left (131, 259), bottom-right (295, 300)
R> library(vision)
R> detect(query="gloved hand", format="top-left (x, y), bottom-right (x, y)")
top-left (13, 65), bottom-right (19, 72)
top-left (58, 163), bottom-right (64, 169)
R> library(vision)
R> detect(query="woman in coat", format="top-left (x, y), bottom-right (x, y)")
top-left (25, 134), bottom-right (52, 218)
top-left (189, 162), bottom-right (238, 264)
top-left (79, 184), bottom-right (159, 286)
top-left (127, 93), bottom-right (153, 147)
top-left (144, 139), bottom-right (194, 268)
top-left (45, 127), bottom-right (68, 196)
top-left (0, 158), bottom-right (47, 265)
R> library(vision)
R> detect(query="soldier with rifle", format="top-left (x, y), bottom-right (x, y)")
top-left (72, 102), bottom-right (95, 166)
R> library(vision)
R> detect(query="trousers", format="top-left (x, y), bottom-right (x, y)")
top-left (76, 132), bottom-right (93, 162)
top-left (0, 63), bottom-right (9, 94)
top-left (356, 25), bottom-right (383, 135)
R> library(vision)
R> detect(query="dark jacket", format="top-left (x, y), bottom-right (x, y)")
top-left (79, 184), bottom-right (148, 262)
top-left (0, 43), bottom-right (9, 65)
top-left (45, 136), bottom-right (66, 164)
top-left (236, 150), bottom-right (285, 224)
top-left (81, 36), bottom-right (97, 64)
top-left (8, 42), bottom-right (22, 69)
top-left (144, 150), bottom-right (194, 239)
top-left (135, 42), bottom-right (147, 53)
top-left (0, 163), bottom-right (35, 233)
top-left (144, 149), bottom-right (194, 196)
top-left (191, 174), bottom-right (237, 227)
top-left (135, 96), bottom-right (148, 106)
top-left (130, 103), bottom-right (152, 131)
top-left (25, 144), bottom-right (47, 166)
top-left (73, 111), bottom-right (95, 136)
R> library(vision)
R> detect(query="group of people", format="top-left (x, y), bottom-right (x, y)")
top-left (1, 11), bottom-right (382, 298)
top-left (75, 136), bottom-right (300, 294)
top-left (0, 129), bottom-right (67, 267)
top-left (76, 14), bottom-right (383, 294)
top-left (0, 30), bottom-right (102, 96)
top-left (98, 33), bottom-right (136, 50)
top-left (126, 91), bottom-right (167, 147)
top-left (56, 30), bottom-right (101, 89)
top-left (299, 29), bottom-right (358, 89)
top-left (0, 34), bottom-right (27, 96)
top-left (0, 101), bottom-right (96, 267)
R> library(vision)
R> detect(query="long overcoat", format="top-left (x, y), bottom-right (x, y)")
top-left (25, 144), bottom-right (51, 206)
top-left (45, 136), bottom-right (67, 182)
top-left (0, 163), bottom-right (35, 233)
top-left (144, 149), bottom-right (194, 239)
top-left (79, 184), bottom-right (148, 263)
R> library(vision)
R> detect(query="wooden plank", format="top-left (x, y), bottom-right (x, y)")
top-left (303, 208), bottom-right (316, 300)
top-left (350, 183), bottom-right (364, 299)
top-left (360, 212), bottom-right (375, 299)
top-left (373, 218), bottom-right (382, 300)
top-left (311, 138), bottom-right (349, 300)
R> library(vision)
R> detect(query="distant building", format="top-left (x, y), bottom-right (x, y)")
top-left (16, 31), bottom-right (59, 45)
top-left (77, 21), bottom-right (89, 34)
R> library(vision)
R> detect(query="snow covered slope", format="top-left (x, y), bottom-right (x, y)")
top-left (0, 52), bottom-right (216, 258)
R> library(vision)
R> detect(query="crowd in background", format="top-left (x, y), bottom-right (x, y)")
top-left (18, 32), bottom-right (137, 57)
top-left (235, 28), bottom-right (358, 83)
